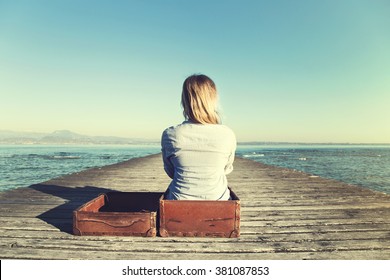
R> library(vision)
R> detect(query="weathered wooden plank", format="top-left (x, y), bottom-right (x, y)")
top-left (2, 236), bottom-right (390, 255)
top-left (2, 247), bottom-right (390, 260)
top-left (2, 243), bottom-right (390, 260)
top-left (1, 229), bottom-right (390, 243)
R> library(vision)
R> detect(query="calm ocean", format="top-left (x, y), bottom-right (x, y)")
top-left (1, 144), bottom-right (389, 194)
top-left (0, 145), bottom-right (161, 192)
top-left (237, 144), bottom-right (390, 194)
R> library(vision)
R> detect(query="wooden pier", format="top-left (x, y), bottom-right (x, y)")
top-left (1, 154), bottom-right (390, 259)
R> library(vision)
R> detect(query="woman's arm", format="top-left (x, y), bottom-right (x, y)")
top-left (224, 131), bottom-right (236, 175)
top-left (161, 130), bottom-right (174, 179)
top-left (224, 151), bottom-right (235, 175)
top-left (162, 149), bottom-right (174, 179)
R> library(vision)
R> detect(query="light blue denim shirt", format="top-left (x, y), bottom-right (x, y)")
top-left (161, 121), bottom-right (236, 200)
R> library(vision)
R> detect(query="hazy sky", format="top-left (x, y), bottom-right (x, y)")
top-left (1, 0), bottom-right (389, 143)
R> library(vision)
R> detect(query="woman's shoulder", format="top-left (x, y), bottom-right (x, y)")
top-left (162, 121), bottom-right (192, 134)
top-left (162, 121), bottom-right (235, 140)
top-left (162, 122), bottom-right (186, 140)
top-left (162, 122), bottom-right (185, 134)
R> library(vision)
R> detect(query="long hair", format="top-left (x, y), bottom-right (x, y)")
top-left (181, 74), bottom-right (220, 124)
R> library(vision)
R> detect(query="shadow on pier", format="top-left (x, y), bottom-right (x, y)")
top-left (30, 184), bottom-right (116, 234)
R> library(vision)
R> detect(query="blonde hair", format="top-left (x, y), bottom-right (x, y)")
top-left (181, 74), bottom-right (220, 124)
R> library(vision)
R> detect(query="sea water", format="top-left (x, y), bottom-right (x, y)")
top-left (237, 144), bottom-right (390, 194)
top-left (1, 144), bottom-right (389, 194)
top-left (0, 145), bottom-right (160, 191)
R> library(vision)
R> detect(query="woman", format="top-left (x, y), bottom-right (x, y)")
top-left (161, 74), bottom-right (236, 200)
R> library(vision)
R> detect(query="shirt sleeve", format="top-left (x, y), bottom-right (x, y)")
top-left (224, 150), bottom-right (235, 175)
top-left (161, 130), bottom-right (174, 179)
top-left (224, 131), bottom-right (236, 175)
top-left (162, 150), bottom-right (174, 178)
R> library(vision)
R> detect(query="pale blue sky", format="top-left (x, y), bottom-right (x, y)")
top-left (1, 0), bottom-right (389, 143)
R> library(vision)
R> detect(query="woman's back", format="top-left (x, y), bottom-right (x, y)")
top-left (162, 121), bottom-right (236, 200)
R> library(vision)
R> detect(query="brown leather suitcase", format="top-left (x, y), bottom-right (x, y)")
top-left (73, 192), bottom-right (162, 237)
top-left (159, 189), bottom-right (240, 238)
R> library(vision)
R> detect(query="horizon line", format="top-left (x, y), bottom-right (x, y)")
top-left (1, 129), bottom-right (389, 145)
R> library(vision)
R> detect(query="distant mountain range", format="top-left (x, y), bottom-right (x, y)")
top-left (0, 130), bottom-right (158, 145)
